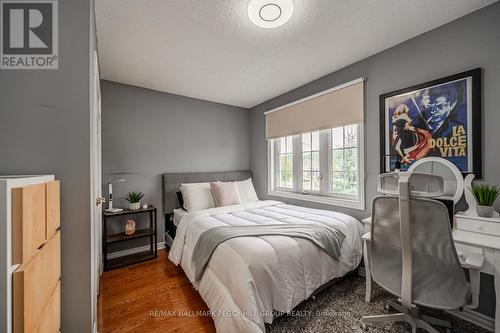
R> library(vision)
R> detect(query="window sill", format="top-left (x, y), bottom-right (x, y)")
top-left (268, 190), bottom-right (365, 211)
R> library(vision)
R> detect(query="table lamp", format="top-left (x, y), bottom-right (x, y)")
top-left (105, 179), bottom-right (126, 213)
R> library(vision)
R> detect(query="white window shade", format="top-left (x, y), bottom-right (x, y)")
top-left (265, 78), bottom-right (364, 140)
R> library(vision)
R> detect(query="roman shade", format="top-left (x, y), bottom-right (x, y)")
top-left (265, 78), bottom-right (364, 139)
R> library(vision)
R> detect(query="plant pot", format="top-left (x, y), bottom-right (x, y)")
top-left (128, 202), bottom-right (141, 211)
top-left (476, 205), bottom-right (494, 218)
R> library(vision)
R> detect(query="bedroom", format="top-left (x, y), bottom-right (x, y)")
top-left (1, 0), bottom-right (500, 332)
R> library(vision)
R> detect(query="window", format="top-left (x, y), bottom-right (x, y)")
top-left (302, 131), bottom-right (320, 192)
top-left (270, 124), bottom-right (364, 210)
top-left (277, 136), bottom-right (293, 189)
top-left (332, 125), bottom-right (358, 196)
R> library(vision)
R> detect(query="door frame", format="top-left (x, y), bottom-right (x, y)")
top-left (90, 50), bottom-right (102, 333)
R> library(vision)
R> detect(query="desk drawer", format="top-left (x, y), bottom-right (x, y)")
top-left (12, 183), bottom-right (47, 265)
top-left (456, 215), bottom-right (500, 237)
top-left (34, 282), bottom-right (61, 333)
top-left (13, 232), bottom-right (61, 333)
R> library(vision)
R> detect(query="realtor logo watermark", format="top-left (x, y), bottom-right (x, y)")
top-left (1, 0), bottom-right (58, 69)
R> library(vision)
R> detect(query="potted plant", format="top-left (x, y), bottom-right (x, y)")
top-left (123, 192), bottom-right (144, 211)
top-left (469, 184), bottom-right (500, 218)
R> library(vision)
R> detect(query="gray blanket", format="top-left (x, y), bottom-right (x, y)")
top-left (192, 223), bottom-right (346, 281)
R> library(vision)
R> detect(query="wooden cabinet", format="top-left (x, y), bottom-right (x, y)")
top-left (12, 181), bottom-right (60, 266)
top-left (45, 181), bottom-right (60, 240)
top-left (33, 282), bottom-right (60, 333)
top-left (1, 176), bottom-right (61, 333)
top-left (13, 232), bottom-right (61, 333)
top-left (12, 184), bottom-right (47, 265)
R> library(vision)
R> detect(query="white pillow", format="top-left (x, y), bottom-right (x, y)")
top-left (236, 178), bottom-right (259, 203)
top-left (180, 182), bottom-right (216, 212)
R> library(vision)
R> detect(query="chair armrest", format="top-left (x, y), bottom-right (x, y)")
top-left (461, 252), bottom-right (484, 270)
top-left (457, 250), bottom-right (484, 310)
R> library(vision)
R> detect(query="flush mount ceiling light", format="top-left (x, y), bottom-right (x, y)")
top-left (248, 0), bottom-right (294, 29)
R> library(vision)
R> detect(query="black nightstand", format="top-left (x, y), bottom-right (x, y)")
top-left (102, 206), bottom-right (157, 271)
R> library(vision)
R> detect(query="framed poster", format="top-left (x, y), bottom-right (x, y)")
top-left (380, 68), bottom-right (482, 178)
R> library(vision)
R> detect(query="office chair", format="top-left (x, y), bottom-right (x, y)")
top-left (361, 172), bottom-right (481, 333)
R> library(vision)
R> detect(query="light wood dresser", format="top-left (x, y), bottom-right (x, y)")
top-left (0, 176), bottom-right (61, 333)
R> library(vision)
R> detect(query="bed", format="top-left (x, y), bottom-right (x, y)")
top-left (163, 171), bottom-right (363, 333)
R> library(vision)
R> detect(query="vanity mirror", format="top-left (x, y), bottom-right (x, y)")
top-left (407, 157), bottom-right (464, 205)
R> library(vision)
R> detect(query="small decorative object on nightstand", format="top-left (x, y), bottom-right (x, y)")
top-left (125, 219), bottom-right (136, 235)
top-left (102, 206), bottom-right (157, 271)
top-left (123, 191), bottom-right (144, 211)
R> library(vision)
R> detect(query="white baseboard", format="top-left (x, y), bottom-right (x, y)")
top-left (107, 242), bottom-right (166, 260)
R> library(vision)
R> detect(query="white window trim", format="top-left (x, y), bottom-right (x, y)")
top-left (267, 124), bottom-right (366, 211)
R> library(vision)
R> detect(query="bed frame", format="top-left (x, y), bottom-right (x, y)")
top-left (162, 170), bottom-right (252, 239)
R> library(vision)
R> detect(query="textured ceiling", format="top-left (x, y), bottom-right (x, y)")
top-left (95, 0), bottom-right (496, 108)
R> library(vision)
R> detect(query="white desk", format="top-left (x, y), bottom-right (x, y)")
top-left (361, 214), bottom-right (500, 332)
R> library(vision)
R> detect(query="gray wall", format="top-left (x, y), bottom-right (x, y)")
top-left (101, 80), bottom-right (250, 248)
top-left (250, 2), bottom-right (500, 221)
top-left (0, 0), bottom-right (95, 331)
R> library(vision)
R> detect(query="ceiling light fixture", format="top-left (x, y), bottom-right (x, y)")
top-left (248, 0), bottom-right (293, 29)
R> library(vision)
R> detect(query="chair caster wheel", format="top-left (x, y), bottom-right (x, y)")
top-left (360, 322), bottom-right (368, 331)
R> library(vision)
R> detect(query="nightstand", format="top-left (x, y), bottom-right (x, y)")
top-left (102, 206), bottom-right (157, 271)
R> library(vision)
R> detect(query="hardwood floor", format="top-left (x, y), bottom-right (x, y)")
top-left (98, 249), bottom-right (216, 333)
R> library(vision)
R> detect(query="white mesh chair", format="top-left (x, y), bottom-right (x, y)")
top-left (361, 172), bottom-right (481, 333)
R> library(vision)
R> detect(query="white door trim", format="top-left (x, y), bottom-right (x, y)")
top-left (90, 50), bottom-right (102, 333)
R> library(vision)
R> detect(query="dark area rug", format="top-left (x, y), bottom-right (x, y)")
top-left (267, 274), bottom-right (490, 333)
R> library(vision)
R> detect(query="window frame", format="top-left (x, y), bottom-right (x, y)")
top-left (300, 131), bottom-right (323, 194)
top-left (268, 124), bottom-right (365, 211)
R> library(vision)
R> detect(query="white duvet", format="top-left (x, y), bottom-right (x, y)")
top-left (169, 200), bottom-right (363, 333)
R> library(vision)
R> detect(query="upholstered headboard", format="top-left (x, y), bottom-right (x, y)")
top-left (162, 171), bottom-right (252, 214)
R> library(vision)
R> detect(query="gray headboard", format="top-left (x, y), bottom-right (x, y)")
top-left (162, 171), bottom-right (252, 215)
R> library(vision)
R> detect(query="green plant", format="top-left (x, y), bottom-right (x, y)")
top-left (468, 184), bottom-right (500, 206)
top-left (123, 191), bottom-right (144, 203)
